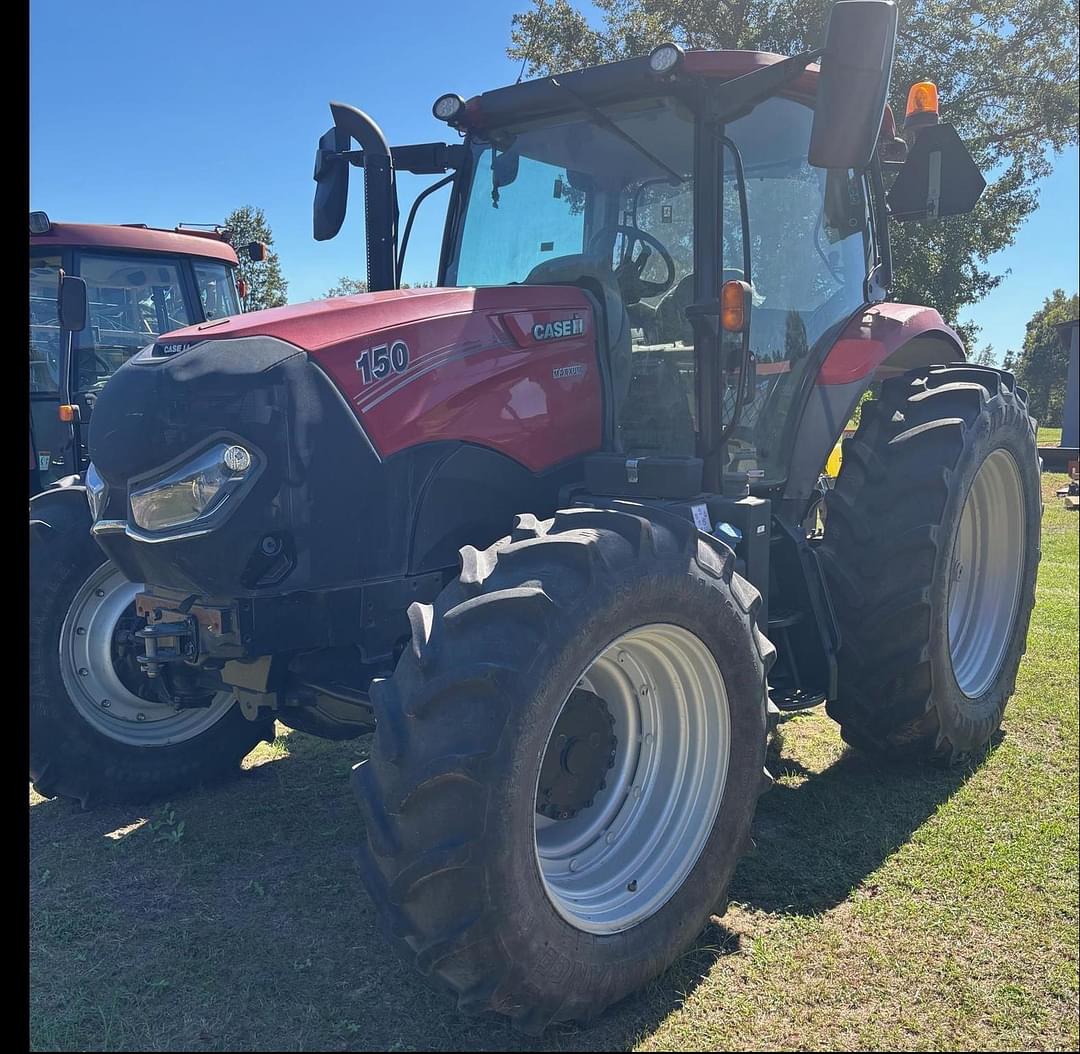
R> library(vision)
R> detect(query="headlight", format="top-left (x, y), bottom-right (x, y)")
top-left (129, 443), bottom-right (257, 533)
top-left (85, 462), bottom-right (107, 521)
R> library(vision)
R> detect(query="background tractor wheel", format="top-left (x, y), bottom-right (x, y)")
top-left (819, 364), bottom-right (1041, 762)
top-left (30, 498), bottom-right (272, 806)
top-left (352, 507), bottom-right (775, 1032)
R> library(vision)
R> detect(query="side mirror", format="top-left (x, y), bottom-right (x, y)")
top-left (313, 125), bottom-right (351, 242)
top-left (886, 123), bottom-right (986, 220)
top-left (57, 273), bottom-right (88, 332)
top-left (247, 241), bottom-right (268, 262)
top-left (809, 0), bottom-right (898, 170)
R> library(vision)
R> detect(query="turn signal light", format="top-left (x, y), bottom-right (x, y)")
top-left (721, 280), bottom-right (749, 332)
top-left (58, 404), bottom-right (79, 423)
top-left (906, 81), bottom-right (939, 119)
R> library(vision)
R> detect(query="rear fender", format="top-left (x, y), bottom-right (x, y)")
top-left (782, 305), bottom-right (965, 505)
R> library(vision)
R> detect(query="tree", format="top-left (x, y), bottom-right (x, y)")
top-left (324, 276), bottom-right (368, 298)
top-left (224, 205), bottom-right (289, 311)
top-left (508, 0), bottom-right (1078, 339)
top-left (1013, 289), bottom-right (1079, 425)
top-left (970, 343), bottom-right (997, 367)
top-left (323, 278), bottom-right (434, 297)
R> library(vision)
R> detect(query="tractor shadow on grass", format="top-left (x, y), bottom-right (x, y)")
top-left (731, 712), bottom-right (998, 916)
top-left (28, 717), bottom-right (995, 1053)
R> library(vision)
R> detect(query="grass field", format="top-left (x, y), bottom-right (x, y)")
top-left (30, 468), bottom-right (1079, 1052)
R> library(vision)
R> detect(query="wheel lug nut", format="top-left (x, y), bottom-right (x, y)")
top-left (78, 668), bottom-right (88, 677)
top-left (627, 879), bottom-right (637, 892)
top-left (617, 650), bottom-right (628, 664)
top-left (605, 832), bottom-right (615, 845)
top-left (76, 627), bottom-right (86, 636)
top-left (136, 713), bottom-right (146, 721)
top-left (95, 589), bottom-right (105, 598)
top-left (569, 859), bottom-right (579, 872)
top-left (101, 699), bottom-right (110, 708)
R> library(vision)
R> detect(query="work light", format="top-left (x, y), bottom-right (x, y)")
top-left (648, 43), bottom-right (684, 74)
top-left (432, 93), bottom-right (466, 123)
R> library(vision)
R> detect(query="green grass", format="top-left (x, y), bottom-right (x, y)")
top-left (1039, 426), bottom-right (1064, 447)
top-left (30, 476), bottom-right (1079, 1051)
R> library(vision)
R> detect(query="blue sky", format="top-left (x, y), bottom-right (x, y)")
top-left (30, 0), bottom-right (1078, 358)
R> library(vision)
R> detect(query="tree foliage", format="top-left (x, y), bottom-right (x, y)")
top-left (224, 205), bottom-right (289, 312)
top-left (324, 276), bottom-right (368, 298)
top-left (1013, 289), bottom-right (1079, 426)
top-left (323, 278), bottom-right (434, 297)
top-left (508, 0), bottom-right (1078, 341)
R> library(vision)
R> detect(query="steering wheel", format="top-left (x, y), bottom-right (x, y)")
top-left (588, 225), bottom-right (677, 305)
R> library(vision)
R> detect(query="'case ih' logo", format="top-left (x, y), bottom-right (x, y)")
top-left (532, 316), bottom-right (584, 342)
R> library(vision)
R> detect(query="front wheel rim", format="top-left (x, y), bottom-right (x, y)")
top-left (947, 448), bottom-right (1026, 699)
top-left (534, 623), bottom-right (731, 934)
top-left (58, 562), bottom-right (236, 746)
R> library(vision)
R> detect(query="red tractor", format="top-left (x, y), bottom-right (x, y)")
top-left (30, 0), bottom-right (1042, 1030)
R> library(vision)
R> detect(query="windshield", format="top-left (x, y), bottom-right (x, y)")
top-left (30, 254), bottom-right (62, 393)
top-left (194, 259), bottom-right (241, 320)
top-left (77, 253), bottom-right (197, 393)
top-left (445, 90), bottom-right (871, 478)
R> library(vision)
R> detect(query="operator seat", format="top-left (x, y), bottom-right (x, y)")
top-left (524, 254), bottom-right (633, 448)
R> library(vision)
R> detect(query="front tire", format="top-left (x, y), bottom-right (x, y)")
top-left (30, 498), bottom-right (272, 805)
top-left (819, 364), bottom-right (1041, 761)
top-left (352, 507), bottom-right (775, 1031)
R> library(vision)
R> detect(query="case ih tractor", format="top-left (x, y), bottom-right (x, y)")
top-left (30, 0), bottom-right (1042, 1030)
top-left (29, 216), bottom-right (265, 795)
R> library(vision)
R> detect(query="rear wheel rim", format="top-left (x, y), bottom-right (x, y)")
top-left (947, 448), bottom-right (1026, 699)
top-left (59, 562), bottom-right (236, 746)
top-left (534, 623), bottom-right (730, 934)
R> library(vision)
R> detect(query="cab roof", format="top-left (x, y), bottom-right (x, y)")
top-left (463, 50), bottom-right (821, 129)
top-left (30, 222), bottom-right (239, 265)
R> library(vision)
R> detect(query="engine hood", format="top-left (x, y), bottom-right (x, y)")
top-left (155, 286), bottom-right (480, 353)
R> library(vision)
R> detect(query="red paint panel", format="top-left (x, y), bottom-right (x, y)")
top-left (310, 287), bottom-right (603, 472)
top-left (30, 223), bottom-right (238, 264)
top-left (816, 303), bottom-right (965, 385)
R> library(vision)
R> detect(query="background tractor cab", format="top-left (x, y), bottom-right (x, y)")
top-left (28, 213), bottom-right (266, 494)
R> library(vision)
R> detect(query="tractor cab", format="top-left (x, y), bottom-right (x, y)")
top-left (437, 71), bottom-right (873, 483)
top-left (28, 216), bottom-right (260, 492)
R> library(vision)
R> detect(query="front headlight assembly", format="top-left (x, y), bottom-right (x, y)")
top-left (129, 442), bottom-right (258, 533)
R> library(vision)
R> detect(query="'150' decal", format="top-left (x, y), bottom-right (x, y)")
top-left (356, 340), bottom-right (410, 386)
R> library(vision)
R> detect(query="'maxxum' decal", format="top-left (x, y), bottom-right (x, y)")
top-left (532, 316), bottom-right (584, 342)
top-left (552, 363), bottom-right (587, 379)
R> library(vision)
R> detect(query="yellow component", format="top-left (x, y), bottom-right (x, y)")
top-left (825, 442), bottom-right (843, 479)
top-left (906, 80), bottom-right (939, 118)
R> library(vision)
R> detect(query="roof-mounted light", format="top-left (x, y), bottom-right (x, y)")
top-left (905, 81), bottom-right (939, 120)
top-left (29, 211), bottom-right (51, 235)
top-left (432, 93), bottom-right (466, 123)
top-left (648, 43), bottom-right (684, 75)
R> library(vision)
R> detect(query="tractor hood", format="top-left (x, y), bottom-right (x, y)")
top-left (152, 286), bottom-right (478, 353)
top-left (86, 283), bottom-right (602, 600)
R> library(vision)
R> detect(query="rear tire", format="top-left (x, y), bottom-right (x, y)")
top-left (352, 507), bottom-right (775, 1031)
top-left (819, 364), bottom-right (1041, 761)
top-left (30, 498), bottom-right (272, 805)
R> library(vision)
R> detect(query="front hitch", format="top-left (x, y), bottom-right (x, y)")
top-left (136, 613), bottom-right (199, 678)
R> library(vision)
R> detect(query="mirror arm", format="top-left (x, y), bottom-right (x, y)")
top-left (705, 48), bottom-right (823, 128)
